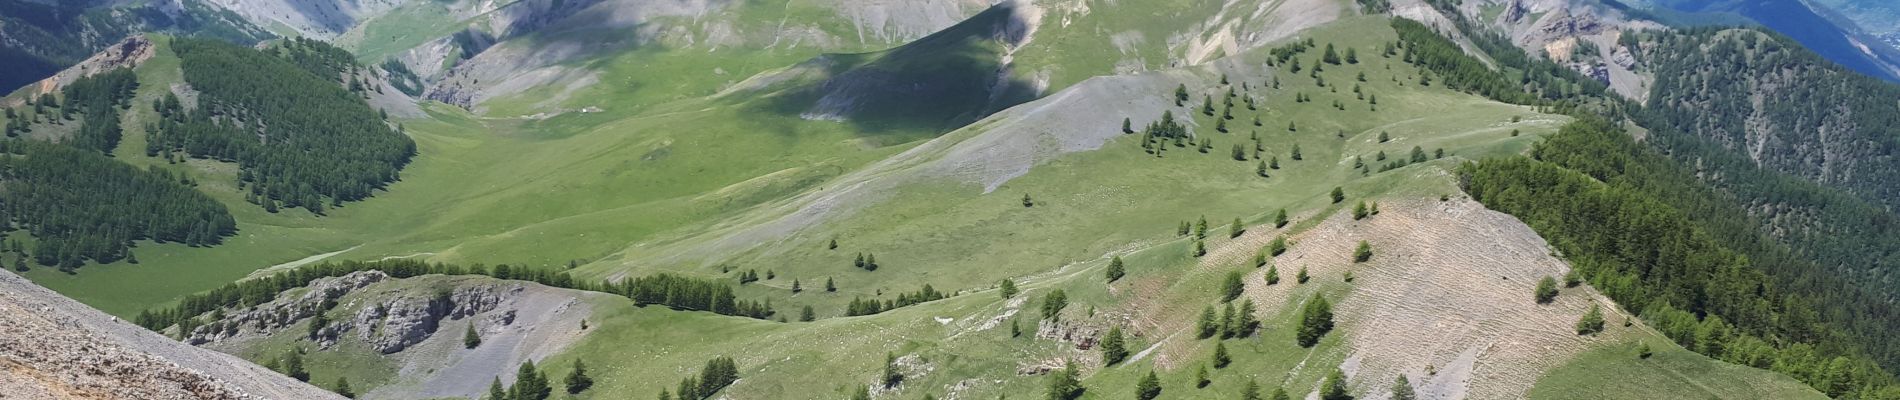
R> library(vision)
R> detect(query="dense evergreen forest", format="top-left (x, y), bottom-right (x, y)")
top-left (153, 38), bottom-right (415, 214)
top-left (58, 68), bottom-right (139, 153)
top-left (1636, 28), bottom-right (1900, 209)
top-left (0, 139), bottom-right (234, 270)
top-left (1462, 120), bottom-right (1900, 397)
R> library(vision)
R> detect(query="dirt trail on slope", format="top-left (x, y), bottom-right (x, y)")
top-left (1230, 195), bottom-right (1631, 399)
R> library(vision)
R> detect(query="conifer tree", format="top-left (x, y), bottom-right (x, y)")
top-left (1353, 201), bottom-right (1369, 220)
top-left (1001, 278), bottom-right (1020, 299)
top-left (1198, 306), bottom-right (1219, 339)
top-left (1102, 326), bottom-right (1129, 365)
top-left (826, 277), bottom-right (837, 292)
top-left (1175, 84), bottom-right (1190, 106)
top-left (334, 377), bottom-right (354, 398)
top-left (1576, 304), bottom-right (1606, 335)
top-left (1291, 144), bottom-right (1303, 160)
top-left (1353, 240), bottom-right (1372, 263)
top-left (1274, 209), bottom-right (1288, 228)
top-left (1265, 265), bottom-right (1281, 285)
top-left (1193, 240), bottom-right (1207, 257)
top-left (1534, 276), bottom-right (1559, 304)
top-left (1242, 380), bottom-right (1263, 400)
top-left (1106, 257), bottom-right (1126, 283)
top-left (1297, 266), bottom-right (1310, 284)
top-left (489, 377), bottom-right (507, 400)
top-left (1046, 362), bottom-right (1083, 400)
top-left (1296, 295), bottom-right (1334, 347)
top-left (1136, 370), bottom-right (1163, 400)
top-left (852, 384), bottom-right (871, 400)
top-left (800, 305), bottom-right (815, 322)
top-left (514, 361), bottom-right (551, 400)
top-left (1042, 289), bottom-right (1069, 321)
top-left (1223, 271), bottom-right (1245, 302)
top-left (565, 359), bottom-right (594, 394)
top-left (883, 352), bottom-right (904, 388)
top-left (792, 278), bottom-right (803, 293)
top-left (1196, 364), bottom-right (1211, 388)
top-left (1212, 342), bottom-right (1231, 368)
top-left (1123, 117), bottom-right (1133, 133)
top-left (1392, 374), bottom-right (1416, 400)
top-left (1270, 156), bottom-right (1280, 169)
top-left (1235, 299), bottom-right (1259, 337)
top-left (1271, 387), bottom-right (1292, 400)
top-left (1257, 160), bottom-right (1270, 177)
top-left (284, 351), bottom-right (309, 382)
top-left (464, 323), bottom-right (481, 349)
top-left (1219, 303), bottom-right (1236, 338)
top-left (1331, 187), bottom-right (1345, 203)
top-left (1320, 368), bottom-right (1350, 400)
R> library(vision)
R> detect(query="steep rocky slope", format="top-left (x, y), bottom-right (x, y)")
top-left (0, 270), bottom-right (341, 399)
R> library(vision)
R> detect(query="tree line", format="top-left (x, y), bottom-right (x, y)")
top-left (56, 67), bottom-right (139, 153)
top-left (845, 284), bottom-right (947, 316)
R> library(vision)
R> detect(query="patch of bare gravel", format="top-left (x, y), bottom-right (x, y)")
top-left (1244, 197), bottom-right (1637, 400)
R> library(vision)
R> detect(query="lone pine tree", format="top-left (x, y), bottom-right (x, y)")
top-left (1101, 326), bottom-right (1128, 365)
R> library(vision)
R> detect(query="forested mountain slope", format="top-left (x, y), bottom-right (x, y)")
top-left (1634, 0), bottom-right (1900, 81)
top-left (0, 0), bottom-right (269, 92)
top-left (1634, 28), bottom-right (1900, 209)
top-left (0, 35), bottom-right (412, 272)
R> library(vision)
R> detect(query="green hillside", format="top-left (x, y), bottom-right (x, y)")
top-left (3, 1), bottom-right (1891, 399)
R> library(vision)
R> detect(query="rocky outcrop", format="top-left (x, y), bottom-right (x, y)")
top-left (186, 271), bottom-right (388, 345)
top-left (0, 271), bottom-right (342, 399)
top-left (341, 283), bottom-right (517, 354)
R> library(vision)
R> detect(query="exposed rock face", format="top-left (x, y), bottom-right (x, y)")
top-left (343, 283), bottom-right (516, 354)
top-left (3, 35), bottom-right (156, 108)
top-left (0, 271), bottom-right (342, 399)
top-left (186, 271), bottom-right (389, 345)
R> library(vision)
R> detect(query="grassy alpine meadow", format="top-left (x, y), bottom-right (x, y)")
top-left (1530, 337), bottom-right (1827, 399)
top-left (573, 15), bottom-right (1566, 318)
